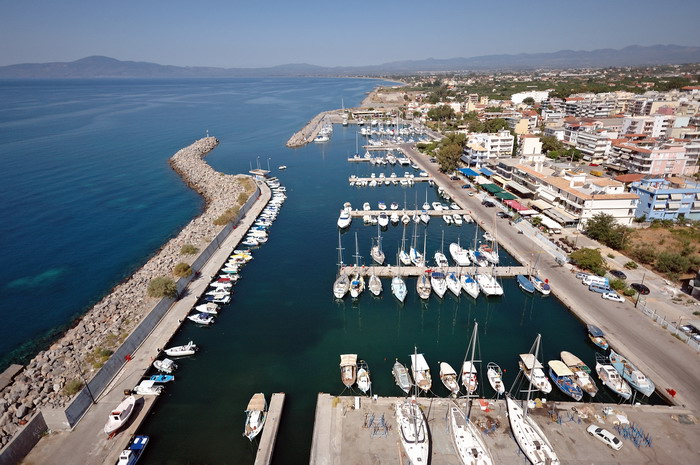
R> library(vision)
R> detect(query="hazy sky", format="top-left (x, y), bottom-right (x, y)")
top-left (2, 0), bottom-right (699, 68)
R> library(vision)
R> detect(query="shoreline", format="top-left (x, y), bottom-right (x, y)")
top-left (0, 137), bottom-right (255, 451)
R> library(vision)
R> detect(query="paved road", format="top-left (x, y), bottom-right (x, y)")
top-left (401, 144), bottom-right (700, 412)
top-left (24, 182), bottom-right (272, 465)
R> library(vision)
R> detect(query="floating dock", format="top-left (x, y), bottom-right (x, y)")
top-left (253, 393), bottom-right (286, 465)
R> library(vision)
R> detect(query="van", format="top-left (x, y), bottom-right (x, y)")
top-left (582, 275), bottom-right (609, 287)
top-left (589, 283), bottom-right (612, 294)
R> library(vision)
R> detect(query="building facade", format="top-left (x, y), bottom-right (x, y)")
top-left (628, 177), bottom-right (700, 221)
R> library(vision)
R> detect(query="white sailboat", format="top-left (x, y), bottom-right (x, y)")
top-left (409, 222), bottom-right (424, 267)
top-left (447, 271), bottom-right (461, 297)
top-left (460, 273), bottom-right (480, 299)
top-left (349, 233), bottom-right (365, 299)
top-left (435, 230), bottom-right (450, 267)
top-left (461, 322), bottom-right (480, 396)
top-left (333, 232), bottom-right (350, 299)
top-left (416, 272), bottom-right (431, 300)
top-left (395, 391), bottom-right (430, 464)
top-left (486, 362), bottom-right (505, 396)
top-left (475, 270), bottom-right (503, 296)
top-left (399, 226), bottom-right (411, 266)
top-left (449, 238), bottom-right (471, 266)
top-left (370, 224), bottom-right (385, 265)
top-left (368, 268), bottom-right (382, 296)
top-left (506, 334), bottom-right (560, 465)
top-left (392, 251), bottom-right (408, 303)
top-left (449, 401), bottom-right (494, 465)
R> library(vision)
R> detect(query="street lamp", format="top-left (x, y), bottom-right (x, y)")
top-left (267, 157), bottom-right (271, 172)
top-left (78, 368), bottom-right (96, 404)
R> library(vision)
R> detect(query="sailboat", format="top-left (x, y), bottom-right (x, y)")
top-left (486, 362), bottom-right (505, 396)
top-left (392, 251), bottom-right (408, 303)
top-left (243, 393), bottom-right (267, 440)
top-left (416, 271), bottom-right (431, 300)
top-left (468, 227), bottom-right (489, 267)
top-left (446, 271), bottom-right (461, 296)
top-left (449, 238), bottom-right (471, 266)
top-left (434, 230), bottom-right (450, 267)
top-left (357, 360), bottom-right (372, 394)
top-left (430, 271), bottom-right (447, 298)
top-left (410, 348), bottom-right (432, 392)
top-left (370, 224), bottom-right (385, 265)
top-left (340, 354), bottom-right (358, 388)
top-left (449, 401), bottom-right (494, 465)
top-left (349, 233), bottom-right (365, 299)
top-left (529, 252), bottom-right (551, 295)
top-left (393, 359), bottom-right (412, 394)
top-left (517, 274), bottom-right (536, 294)
top-left (461, 322), bottom-right (480, 396)
top-left (399, 226), bottom-right (411, 266)
top-left (475, 269), bottom-right (503, 297)
top-left (333, 232), bottom-right (350, 299)
top-left (395, 349), bottom-right (430, 465)
top-left (460, 273), bottom-right (480, 299)
top-left (409, 222), bottom-right (424, 267)
top-left (506, 334), bottom-right (560, 465)
top-left (439, 362), bottom-right (460, 396)
top-left (560, 351), bottom-right (598, 397)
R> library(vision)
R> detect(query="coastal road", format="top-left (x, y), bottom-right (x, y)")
top-left (401, 143), bottom-right (700, 412)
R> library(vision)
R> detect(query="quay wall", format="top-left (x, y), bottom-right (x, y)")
top-left (0, 137), bottom-right (256, 457)
top-left (286, 110), bottom-right (335, 148)
top-left (0, 413), bottom-right (46, 465)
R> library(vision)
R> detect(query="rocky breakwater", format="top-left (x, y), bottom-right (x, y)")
top-left (0, 137), bottom-right (256, 448)
top-left (286, 110), bottom-right (334, 148)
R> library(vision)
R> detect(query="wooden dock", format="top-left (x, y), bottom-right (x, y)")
top-left (340, 265), bottom-right (528, 278)
top-left (253, 393), bottom-right (286, 465)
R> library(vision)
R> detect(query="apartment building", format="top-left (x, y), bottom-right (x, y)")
top-left (621, 115), bottom-right (675, 138)
top-left (629, 177), bottom-right (700, 221)
top-left (609, 140), bottom-right (687, 176)
top-left (461, 130), bottom-right (515, 166)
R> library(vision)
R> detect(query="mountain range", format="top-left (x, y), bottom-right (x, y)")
top-left (1, 45), bottom-right (699, 78)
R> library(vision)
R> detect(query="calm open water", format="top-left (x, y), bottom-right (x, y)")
top-left (0, 79), bottom-right (658, 465)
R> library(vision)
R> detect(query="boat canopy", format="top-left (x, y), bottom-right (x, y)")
top-left (431, 272), bottom-right (445, 279)
top-left (246, 393), bottom-right (266, 412)
top-left (410, 353), bottom-right (429, 371)
top-left (339, 354), bottom-right (358, 367)
top-left (440, 362), bottom-right (456, 375)
top-left (462, 361), bottom-right (477, 373)
top-left (560, 351), bottom-right (584, 367)
top-left (519, 353), bottom-right (543, 369)
top-left (587, 324), bottom-right (605, 337)
top-left (137, 380), bottom-right (156, 389)
top-left (549, 360), bottom-right (574, 377)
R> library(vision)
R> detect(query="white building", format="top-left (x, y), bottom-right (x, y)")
top-left (511, 90), bottom-right (550, 104)
top-left (461, 130), bottom-right (515, 166)
top-left (621, 115), bottom-right (675, 139)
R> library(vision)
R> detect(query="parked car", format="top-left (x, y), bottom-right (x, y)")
top-left (450, 175), bottom-right (460, 180)
top-left (482, 201), bottom-right (495, 207)
top-left (630, 282), bottom-right (650, 295)
top-left (461, 183), bottom-right (471, 189)
top-left (576, 272), bottom-right (590, 280)
top-left (602, 292), bottom-right (625, 302)
top-left (609, 270), bottom-right (627, 280)
top-left (587, 425), bottom-right (623, 450)
top-left (468, 192), bottom-right (474, 196)
top-left (496, 211), bottom-right (510, 218)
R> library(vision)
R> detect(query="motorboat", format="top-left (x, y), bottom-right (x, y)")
top-left (243, 393), bottom-right (267, 440)
top-left (595, 355), bottom-right (632, 400)
top-left (439, 362), bottom-right (460, 396)
top-left (560, 351), bottom-right (598, 397)
top-left (378, 212), bottom-right (389, 228)
top-left (395, 397), bottom-right (430, 465)
top-left (530, 274), bottom-right (551, 295)
top-left (434, 251), bottom-right (449, 268)
top-left (431, 202), bottom-right (442, 210)
top-left (548, 360), bottom-right (583, 401)
top-left (518, 353), bottom-right (552, 394)
top-left (117, 435), bottom-right (148, 465)
top-left (420, 211), bottom-right (430, 224)
top-left (452, 214), bottom-right (463, 226)
top-left (340, 354), bottom-right (358, 388)
top-left (469, 249), bottom-right (490, 267)
top-left (587, 324), bottom-right (609, 350)
top-left (378, 201), bottom-right (387, 210)
top-left (392, 359), bottom-right (412, 394)
top-left (449, 242), bottom-right (471, 266)
top-left (153, 358), bottom-right (177, 374)
top-left (446, 271), bottom-right (461, 296)
top-left (187, 313), bottom-right (215, 325)
top-left (363, 202), bottom-right (371, 211)
top-left (390, 202), bottom-right (399, 210)
top-left (487, 362), bottom-right (505, 396)
top-left (164, 341), bottom-right (197, 357)
top-left (368, 271), bottom-right (382, 296)
top-left (517, 274), bottom-right (536, 294)
top-left (609, 349), bottom-right (655, 397)
top-left (476, 272), bottom-right (503, 296)
top-left (410, 350), bottom-right (432, 392)
top-left (416, 273), bottom-right (431, 300)
top-left (337, 209), bottom-right (352, 229)
top-left (443, 214), bottom-right (453, 225)
top-left (132, 380), bottom-right (164, 396)
top-left (104, 396), bottom-right (136, 436)
top-left (149, 374), bottom-right (174, 383)
top-left (478, 244), bottom-right (499, 264)
top-left (506, 396), bottom-right (559, 465)
top-left (430, 271), bottom-right (447, 298)
top-left (390, 212), bottom-right (399, 225)
top-left (460, 273), bottom-right (480, 299)
top-left (195, 303), bottom-right (219, 315)
top-left (449, 403), bottom-right (494, 465)
top-left (357, 360), bottom-right (372, 394)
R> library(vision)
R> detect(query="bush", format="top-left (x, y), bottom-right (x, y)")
top-left (62, 378), bottom-right (84, 397)
top-left (180, 244), bottom-right (198, 255)
top-left (607, 253), bottom-right (615, 259)
top-left (655, 252), bottom-right (690, 274)
top-left (569, 248), bottom-right (605, 272)
top-left (147, 276), bottom-right (178, 299)
top-left (632, 244), bottom-right (657, 264)
top-left (625, 261), bottom-right (638, 269)
top-left (213, 206), bottom-right (241, 225)
top-left (609, 278), bottom-right (626, 291)
top-left (237, 192), bottom-right (249, 205)
top-left (623, 288), bottom-right (637, 297)
top-left (173, 262), bottom-right (192, 278)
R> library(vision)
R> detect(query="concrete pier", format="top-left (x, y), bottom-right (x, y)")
top-left (349, 176), bottom-right (434, 184)
top-left (253, 393), bottom-right (286, 465)
top-left (341, 265), bottom-right (528, 278)
top-left (310, 393), bottom-right (700, 465)
top-left (348, 209), bottom-right (470, 217)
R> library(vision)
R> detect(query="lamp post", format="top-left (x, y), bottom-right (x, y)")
top-left (79, 368), bottom-right (97, 404)
top-left (635, 270), bottom-right (647, 308)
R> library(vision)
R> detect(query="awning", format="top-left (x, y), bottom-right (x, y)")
top-left (474, 176), bottom-right (491, 185)
top-left (693, 201), bottom-right (700, 210)
top-left (495, 191), bottom-right (518, 200)
top-left (531, 199), bottom-right (554, 211)
top-left (670, 193), bottom-right (683, 200)
top-left (479, 167), bottom-right (493, 176)
top-left (546, 208), bottom-right (578, 224)
top-left (518, 209), bottom-right (539, 216)
top-left (696, 193), bottom-right (700, 200)
top-left (507, 181), bottom-right (534, 195)
top-left (491, 174), bottom-right (508, 186)
top-left (458, 168), bottom-right (480, 177)
top-left (504, 199), bottom-right (529, 211)
top-left (534, 214), bottom-right (563, 231)
top-left (667, 202), bottom-right (680, 209)
top-left (656, 194), bottom-right (669, 200)
top-left (482, 183), bottom-right (504, 194)
top-left (653, 203), bottom-right (665, 209)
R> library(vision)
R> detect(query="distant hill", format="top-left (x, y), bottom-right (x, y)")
top-left (1, 45), bottom-right (699, 78)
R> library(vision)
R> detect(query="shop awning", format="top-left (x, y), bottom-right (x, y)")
top-left (545, 208), bottom-right (578, 225)
top-left (670, 193), bottom-right (683, 200)
top-left (458, 168), bottom-right (480, 177)
top-left (667, 202), bottom-right (681, 209)
top-left (495, 191), bottom-right (518, 200)
top-left (531, 199), bottom-right (554, 211)
top-left (479, 167), bottom-right (493, 176)
top-left (518, 209), bottom-right (539, 216)
top-left (504, 199), bottom-right (529, 211)
top-left (533, 214), bottom-right (562, 231)
top-left (482, 183), bottom-right (504, 194)
top-left (491, 174), bottom-right (508, 186)
top-left (507, 181), bottom-right (534, 195)
top-left (474, 176), bottom-right (491, 185)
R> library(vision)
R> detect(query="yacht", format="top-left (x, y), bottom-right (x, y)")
top-left (460, 273), bottom-right (480, 299)
top-left (395, 397), bottom-right (429, 465)
top-left (475, 271), bottom-right (503, 296)
top-left (430, 271), bottom-right (447, 298)
top-left (337, 209), bottom-right (351, 229)
top-left (449, 402), bottom-right (494, 465)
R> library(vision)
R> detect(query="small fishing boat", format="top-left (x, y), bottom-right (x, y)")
top-left (410, 350), bottom-right (432, 392)
top-left (416, 273), bottom-right (431, 300)
top-left (439, 362), bottom-right (460, 396)
top-left (117, 435), bottom-right (149, 465)
top-left (164, 341), bottom-right (197, 357)
top-left (548, 360), bottom-right (583, 401)
top-left (452, 214), bottom-right (463, 226)
top-left (460, 273), bottom-right (480, 299)
top-left (153, 358), bottom-right (177, 374)
top-left (390, 212), bottom-right (399, 224)
top-left (596, 355), bottom-right (632, 400)
top-left (340, 354), bottom-right (358, 388)
top-left (357, 360), bottom-right (372, 394)
top-left (149, 374), bottom-right (174, 383)
top-left (243, 393), bottom-right (267, 440)
top-left (560, 351), bottom-right (598, 397)
top-left (518, 353), bottom-right (552, 394)
top-left (104, 396), bottom-right (136, 436)
top-left (378, 201), bottom-right (387, 210)
top-left (392, 359), bottom-right (412, 393)
top-left (587, 324), bottom-right (609, 350)
top-left (530, 274), bottom-right (551, 295)
top-left (187, 313), bottom-right (215, 325)
top-left (487, 362), bottom-right (505, 395)
top-left (430, 271), bottom-right (447, 298)
top-left (609, 349), bottom-right (655, 397)
top-left (517, 274), bottom-right (536, 293)
top-left (132, 380), bottom-right (164, 396)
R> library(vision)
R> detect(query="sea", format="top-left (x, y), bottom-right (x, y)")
top-left (0, 78), bottom-right (661, 465)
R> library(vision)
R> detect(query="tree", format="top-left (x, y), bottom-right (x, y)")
top-left (569, 248), bottom-right (605, 275)
top-left (484, 118), bottom-right (508, 133)
top-left (173, 262), bottom-right (193, 278)
top-left (584, 213), bottom-right (631, 250)
top-left (147, 276), bottom-right (178, 299)
top-left (522, 97), bottom-right (535, 105)
top-left (427, 105), bottom-right (455, 121)
top-left (437, 144), bottom-right (463, 173)
top-left (540, 135), bottom-right (563, 153)
top-left (655, 252), bottom-right (691, 274)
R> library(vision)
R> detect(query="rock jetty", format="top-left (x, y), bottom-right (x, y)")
top-left (0, 137), bottom-right (254, 448)
top-left (286, 110), bottom-right (335, 147)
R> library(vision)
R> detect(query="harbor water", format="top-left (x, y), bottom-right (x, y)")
top-left (0, 79), bottom-right (661, 465)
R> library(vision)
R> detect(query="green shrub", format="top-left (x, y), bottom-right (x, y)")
top-left (607, 253), bottom-right (615, 259)
top-left (625, 261), bottom-right (638, 269)
top-left (569, 248), bottom-right (604, 273)
top-left (655, 252), bottom-right (690, 274)
top-left (237, 192), bottom-right (249, 204)
top-left (180, 244), bottom-right (198, 255)
top-left (609, 278), bottom-right (626, 291)
top-left (623, 288), bottom-right (636, 297)
top-left (213, 206), bottom-right (241, 225)
top-left (62, 378), bottom-right (84, 397)
top-left (632, 245), bottom-right (656, 264)
top-left (173, 262), bottom-right (192, 278)
top-left (147, 276), bottom-right (177, 298)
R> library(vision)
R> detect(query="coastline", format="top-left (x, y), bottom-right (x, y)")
top-left (0, 137), bottom-right (255, 450)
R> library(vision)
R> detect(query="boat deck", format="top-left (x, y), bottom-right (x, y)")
top-left (253, 393), bottom-right (285, 465)
top-left (343, 265), bottom-right (528, 278)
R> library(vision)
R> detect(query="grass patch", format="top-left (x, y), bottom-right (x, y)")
top-left (62, 378), bottom-right (84, 397)
top-left (213, 206), bottom-right (241, 225)
top-left (180, 244), bottom-right (199, 255)
top-left (86, 347), bottom-right (114, 369)
top-left (173, 262), bottom-right (192, 278)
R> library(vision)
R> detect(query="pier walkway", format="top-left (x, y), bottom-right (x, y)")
top-left (253, 393), bottom-right (285, 465)
top-left (348, 209), bottom-right (471, 217)
top-left (342, 265), bottom-right (528, 278)
top-left (349, 176), bottom-right (433, 183)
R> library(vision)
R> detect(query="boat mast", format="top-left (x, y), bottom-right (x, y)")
top-left (524, 334), bottom-right (541, 416)
top-left (337, 232), bottom-right (345, 271)
top-left (354, 232), bottom-right (361, 268)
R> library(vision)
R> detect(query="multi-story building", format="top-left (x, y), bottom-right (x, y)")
top-left (573, 131), bottom-right (613, 164)
top-left (511, 90), bottom-right (550, 104)
top-left (628, 177), bottom-right (700, 221)
top-left (564, 95), bottom-right (616, 118)
top-left (461, 130), bottom-right (515, 166)
top-left (621, 115), bottom-right (675, 138)
top-left (609, 140), bottom-right (687, 176)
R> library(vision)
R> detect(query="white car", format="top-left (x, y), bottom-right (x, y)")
top-left (587, 425), bottom-right (623, 450)
top-left (468, 192), bottom-right (474, 197)
top-left (602, 292), bottom-right (625, 303)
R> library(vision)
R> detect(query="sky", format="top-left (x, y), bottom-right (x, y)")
top-left (1, 0), bottom-right (700, 68)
